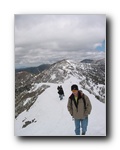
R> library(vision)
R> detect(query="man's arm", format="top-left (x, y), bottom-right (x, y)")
top-left (84, 95), bottom-right (92, 116)
top-left (67, 98), bottom-right (73, 116)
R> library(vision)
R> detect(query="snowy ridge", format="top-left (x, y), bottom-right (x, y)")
top-left (15, 59), bottom-right (105, 136)
top-left (15, 76), bottom-right (106, 136)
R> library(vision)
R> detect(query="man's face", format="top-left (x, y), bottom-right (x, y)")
top-left (72, 90), bottom-right (78, 96)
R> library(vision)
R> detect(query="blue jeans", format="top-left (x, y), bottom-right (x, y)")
top-left (74, 117), bottom-right (88, 135)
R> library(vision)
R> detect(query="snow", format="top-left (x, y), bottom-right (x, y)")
top-left (14, 76), bottom-right (106, 136)
top-left (51, 74), bottom-right (56, 80)
top-left (23, 98), bottom-right (31, 106)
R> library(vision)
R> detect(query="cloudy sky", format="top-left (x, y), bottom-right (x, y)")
top-left (15, 14), bottom-right (106, 68)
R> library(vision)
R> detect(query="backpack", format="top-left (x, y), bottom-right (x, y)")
top-left (69, 91), bottom-right (87, 110)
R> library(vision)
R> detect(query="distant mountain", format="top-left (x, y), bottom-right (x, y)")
top-left (81, 58), bottom-right (105, 65)
top-left (15, 64), bottom-right (51, 74)
top-left (81, 59), bottom-right (94, 63)
top-left (95, 58), bottom-right (105, 65)
top-left (34, 59), bottom-right (105, 84)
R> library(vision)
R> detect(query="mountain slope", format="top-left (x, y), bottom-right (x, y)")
top-left (33, 59), bottom-right (105, 102)
top-left (15, 77), bottom-right (106, 136)
top-left (15, 59), bottom-right (105, 118)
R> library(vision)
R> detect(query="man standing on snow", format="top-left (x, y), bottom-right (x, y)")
top-left (67, 84), bottom-right (92, 135)
top-left (57, 85), bottom-right (65, 100)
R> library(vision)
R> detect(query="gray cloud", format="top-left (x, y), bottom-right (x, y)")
top-left (15, 14), bottom-right (106, 68)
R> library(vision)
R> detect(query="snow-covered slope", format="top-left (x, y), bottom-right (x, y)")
top-left (15, 76), bottom-right (106, 136)
top-left (34, 59), bottom-right (105, 102)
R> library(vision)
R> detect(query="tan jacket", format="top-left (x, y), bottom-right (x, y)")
top-left (67, 92), bottom-right (92, 119)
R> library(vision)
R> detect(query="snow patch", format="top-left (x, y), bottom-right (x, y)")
top-left (23, 98), bottom-right (31, 106)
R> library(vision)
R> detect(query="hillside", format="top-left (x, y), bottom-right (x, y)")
top-left (15, 59), bottom-right (106, 136)
top-left (15, 59), bottom-right (105, 117)
top-left (15, 76), bottom-right (106, 136)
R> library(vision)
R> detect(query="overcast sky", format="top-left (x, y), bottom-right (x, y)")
top-left (15, 14), bottom-right (106, 68)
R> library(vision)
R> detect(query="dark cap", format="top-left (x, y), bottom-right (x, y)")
top-left (71, 84), bottom-right (78, 91)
